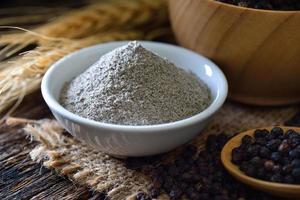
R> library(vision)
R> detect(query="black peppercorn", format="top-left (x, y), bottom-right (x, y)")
top-left (186, 187), bottom-right (201, 200)
top-left (266, 139), bottom-right (281, 151)
top-left (163, 176), bottom-right (174, 191)
top-left (282, 157), bottom-right (291, 166)
top-left (254, 129), bottom-right (269, 138)
top-left (270, 127), bottom-right (284, 137)
top-left (181, 172), bottom-right (193, 181)
top-left (169, 186), bottom-right (182, 200)
top-left (136, 192), bottom-right (151, 200)
top-left (246, 145), bottom-right (260, 157)
top-left (291, 159), bottom-right (300, 168)
top-left (291, 137), bottom-right (300, 148)
top-left (242, 135), bottom-right (254, 145)
top-left (287, 130), bottom-right (299, 139)
top-left (175, 157), bottom-right (186, 168)
top-left (289, 149), bottom-right (300, 159)
top-left (198, 193), bottom-right (210, 200)
top-left (282, 165), bottom-right (293, 175)
top-left (264, 160), bottom-right (275, 171)
top-left (168, 165), bottom-right (180, 176)
top-left (250, 156), bottom-right (262, 166)
top-left (255, 137), bottom-right (266, 146)
top-left (292, 168), bottom-right (300, 179)
top-left (278, 140), bottom-right (290, 153)
top-left (239, 161), bottom-right (248, 172)
top-left (232, 147), bottom-right (244, 164)
top-left (149, 187), bottom-right (160, 198)
top-left (266, 132), bottom-right (276, 141)
top-left (259, 147), bottom-right (271, 158)
top-left (270, 152), bottom-right (282, 162)
top-left (245, 166), bottom-right (257, 177)
top-left (257, 168), bottom-right (266, 179)
top-left (272, 165), bottom-right (282, 173)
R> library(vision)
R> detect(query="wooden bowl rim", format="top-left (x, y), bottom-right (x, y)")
top-left (202, 0), bottom-right (300, 14)
top-left (221, 126), bottom-right (300, 191)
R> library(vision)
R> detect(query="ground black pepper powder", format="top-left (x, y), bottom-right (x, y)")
top-left (61, 41), bottom-right (210, 126)
top-left (216, 0), bottom-right (300, 11)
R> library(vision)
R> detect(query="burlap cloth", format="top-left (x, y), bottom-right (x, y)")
top-left (7, 102), bottom-right (299, 199)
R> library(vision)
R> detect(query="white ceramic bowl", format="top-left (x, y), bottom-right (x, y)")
top-left (41, 41), bottom-right (228, 157)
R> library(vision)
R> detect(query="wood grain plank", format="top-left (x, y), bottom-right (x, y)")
top-left (0, 91), bottom-right (104, 199)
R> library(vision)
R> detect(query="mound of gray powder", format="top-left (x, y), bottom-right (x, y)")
top-left (60, 41), bottom-right (211, 125)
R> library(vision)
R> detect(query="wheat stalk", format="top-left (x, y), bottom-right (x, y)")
top-left (36, 0), bottom-right (168, 39)
top-left (0, 29), bottom-right (170, 114)
top-left (0, 0), bottom-right (169, 117)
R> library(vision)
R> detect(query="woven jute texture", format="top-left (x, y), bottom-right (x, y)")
top-left (7, 102), bottom-right (299, 199)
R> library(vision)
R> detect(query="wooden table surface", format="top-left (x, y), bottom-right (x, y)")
top-left (0, 91), bottom-right (105, 200)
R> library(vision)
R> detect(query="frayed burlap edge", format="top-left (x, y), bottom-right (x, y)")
top-left (6, 102), bottom-right (299, 200)
top-left (6, 118), bottom-right (169, 200)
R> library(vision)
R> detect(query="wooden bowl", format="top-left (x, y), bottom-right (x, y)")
top-left (169, 0), bottom-right (300, 106)
top-left (221, 127), bottom-right (300, 198)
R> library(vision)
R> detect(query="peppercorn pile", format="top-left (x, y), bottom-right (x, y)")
top-left (216, 0), bottom-right (300, 10)
top-left (232, 127), bottom-right (300, 184)
top-left (126, 112), bottom-right (300, 200)
top-left (131, 134), bottom-right (278, 200)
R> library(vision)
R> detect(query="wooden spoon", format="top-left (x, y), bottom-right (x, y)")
top-left (221, 126), bottom-right (300, 198)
